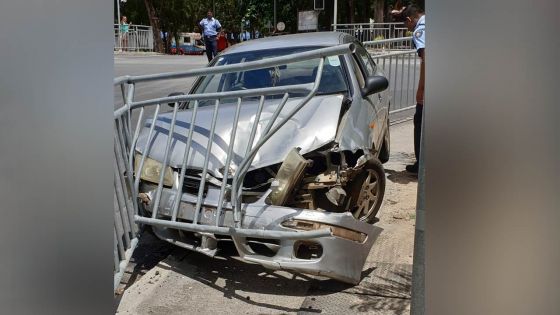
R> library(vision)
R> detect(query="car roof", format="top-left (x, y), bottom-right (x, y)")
top-left (221, 32), bottom-right (357, 55)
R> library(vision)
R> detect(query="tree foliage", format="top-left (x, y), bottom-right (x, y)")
top-left (115, 0), bottom-right (421, 52)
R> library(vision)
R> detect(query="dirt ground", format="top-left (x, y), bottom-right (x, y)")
top-left (116, 120), bottom-right (418, 315)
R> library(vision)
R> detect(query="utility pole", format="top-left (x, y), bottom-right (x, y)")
top-left (411, 110), bottom-right (426, 315)
top-left (116, 0), bottom-right (121, 50)
top-left (333, 0), bottom-right (338, 31)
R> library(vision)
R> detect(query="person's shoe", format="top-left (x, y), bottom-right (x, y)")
top-left (405, 163), bottom-right (419, 173)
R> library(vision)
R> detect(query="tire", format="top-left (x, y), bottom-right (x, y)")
top-left (348, 157), bottom-right (386, 223)
top-left (378, 120), bottom-right (390, 164)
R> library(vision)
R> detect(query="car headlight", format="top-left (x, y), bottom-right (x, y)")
top-left (267, 148), bottom-right (311, 206)
top-left (134, 153), bottom-right (174, 187)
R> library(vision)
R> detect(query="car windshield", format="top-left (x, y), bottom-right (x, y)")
top-left (191, 46), bottom-right (349, 104)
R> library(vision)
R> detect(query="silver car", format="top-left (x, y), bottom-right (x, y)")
top-left (134, 32), bottom-right (390, 284)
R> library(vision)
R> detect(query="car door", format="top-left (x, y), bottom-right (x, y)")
top-left (353, 44), bottom-right (387, 153)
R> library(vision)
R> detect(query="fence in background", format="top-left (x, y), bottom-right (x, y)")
top-left (333, 22), bottom-right (409, 41)
top-left (114, 24), bottom-right (154, 52)
top-left (366, 37), bottom-right (419, 115)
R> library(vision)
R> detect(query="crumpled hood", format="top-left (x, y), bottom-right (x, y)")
top-left (136, 94), bottom-right (343, 177)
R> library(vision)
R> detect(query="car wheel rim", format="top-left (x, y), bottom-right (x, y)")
top-left (353, 169), bottom-right (379, 220)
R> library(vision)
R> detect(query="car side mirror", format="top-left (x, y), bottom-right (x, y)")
top-left (361, 76), bottom-right (389, 97)
top-left (167, 92), bottom-right (185, 107)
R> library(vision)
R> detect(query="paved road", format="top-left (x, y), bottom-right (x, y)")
top-left (114, 55), bottom-right (208, 108)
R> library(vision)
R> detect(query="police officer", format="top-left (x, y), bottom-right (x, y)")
top-left (403, 5), bottom-right (425, 173)
top-left (199, 10), bottom-right (222, 62)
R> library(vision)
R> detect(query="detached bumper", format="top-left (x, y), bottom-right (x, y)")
top-left (139, 184), bottom-right (382, 284)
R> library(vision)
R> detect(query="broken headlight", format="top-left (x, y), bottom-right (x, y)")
top-left (267, 148), bottom-right (310, 206)
top-left (134, 153), bottom-right (174, 187)
top-left (281, 219), bottom-right (367, 243)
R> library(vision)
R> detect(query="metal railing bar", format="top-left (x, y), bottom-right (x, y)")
top-left (114, 186), bottom-right (131, 250)
top-left (114, 84), bottom-right (313, 118)
top-left (363, 36), bottom-right (412, 45)
top-left (245, 95), bottom-right (266, 157)
top-left (192, 99), bottom-right (221, 224)
top-left (135, 216), bottom-right (332, 240)
top-left (215, 97), bottom-right (243, 225)
top-left (393, 56), bottom-right (399, 108)
top-left (389, 105), bottom-right (416, 115)
top-left (114, 224), bottom-right (125, 260)
top-left (151, 98), bottom-right (180, 219)
top-left (113, 232), bottom-right (120, 271)
top-left (125, 83), bottom-right (135, 143)
top-left (113, 237), bottom-right (138, 292)
top-left (114, 132), bottom-right (137, 234)
top-left (133, 105), bottom-right (161, 197)
top-left (261, 93), bottom-right (290, 136)
top-left (128, 106), bottom-right (145, 193)
top-left (114, 43), bottom-right (355, 85)
top-left (406, 52), bottom-right (411, 107)
top-left (171, 100), bottom-right (199, 221)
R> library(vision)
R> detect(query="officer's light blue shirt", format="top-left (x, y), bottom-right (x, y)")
top-left (199, 18), bottom-right (221, 37)
top-left (412, 15), bottom-right (425, 52)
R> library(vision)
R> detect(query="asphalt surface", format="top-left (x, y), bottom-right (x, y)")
top-left (114, 54), bottom-right (208, 108)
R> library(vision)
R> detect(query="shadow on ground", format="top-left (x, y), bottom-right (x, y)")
top-left (299, 262), bottom-right (411, 314)
top-left (153, 241), bottom-right (362, 313)
top-left (118, 229), bottom-right (412, 314)
top-left (385, 168), bottom-right (417, 184)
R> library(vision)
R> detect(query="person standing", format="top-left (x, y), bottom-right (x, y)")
top-left (217, 30), bottom-right (228, 52)
top-left (199, 10), bottom-right (221, 62)
top-left (119, 16), bottom-right (132, 51)
top-left (403, 5), bottom-right (425, 173)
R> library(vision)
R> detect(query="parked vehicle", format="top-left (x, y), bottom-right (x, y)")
top-left (132, 32), bottom-right (390, 284)
top-left (170, 32), bottom-right (205, 55)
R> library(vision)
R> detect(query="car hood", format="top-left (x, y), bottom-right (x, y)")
top-left (136, 94), bottom-right (344, 177)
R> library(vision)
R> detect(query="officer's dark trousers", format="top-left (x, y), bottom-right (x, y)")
top-left (204, 36), bottom-right (217, 62)
top-left (414, 103), bottom-right (423, 164)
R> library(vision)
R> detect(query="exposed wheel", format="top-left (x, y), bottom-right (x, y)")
top-left (349, 158), bottom-right (385, 223)
top-left (379, 119), bottom-right (390, 164)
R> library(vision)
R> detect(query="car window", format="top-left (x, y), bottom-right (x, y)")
top-left (351, 56), bottom-right (366, 88)
top-left (357, 47), bottom-right (376, 77)
top-left (191, 47), bottom-right (349, 106)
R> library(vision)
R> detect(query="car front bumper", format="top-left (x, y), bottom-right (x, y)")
top-left (138, 183), bottom-right (382, 284)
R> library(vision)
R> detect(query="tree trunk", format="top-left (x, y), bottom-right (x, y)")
top-left (374, 0), bottom-right (384, 23)
top-left (348, 0), bottom-right (355, 23)
top-left (144, 0), bottom-right (164, 53)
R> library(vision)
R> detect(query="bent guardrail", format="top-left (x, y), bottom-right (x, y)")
top-left (113, 43), bottom-right (357, 291)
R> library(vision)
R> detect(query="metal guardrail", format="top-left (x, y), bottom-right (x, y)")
top-left (333, 23), bottom-right (409, 41)
top-left (114, 24), bottom-right (154, 52)
top-left (113, 43), bottom-right (356, 291)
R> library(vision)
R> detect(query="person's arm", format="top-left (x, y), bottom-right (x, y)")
top-left (199, 20), bottom-right (204, 35)
top-left (215, 20), bottom-right (222, 33)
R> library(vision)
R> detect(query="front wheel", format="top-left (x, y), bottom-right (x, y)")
top-left (348, 158), bottom-right (386, 223)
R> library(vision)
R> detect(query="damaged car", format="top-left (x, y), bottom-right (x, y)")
top-left (133, 32), bottom-right (390, 284)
